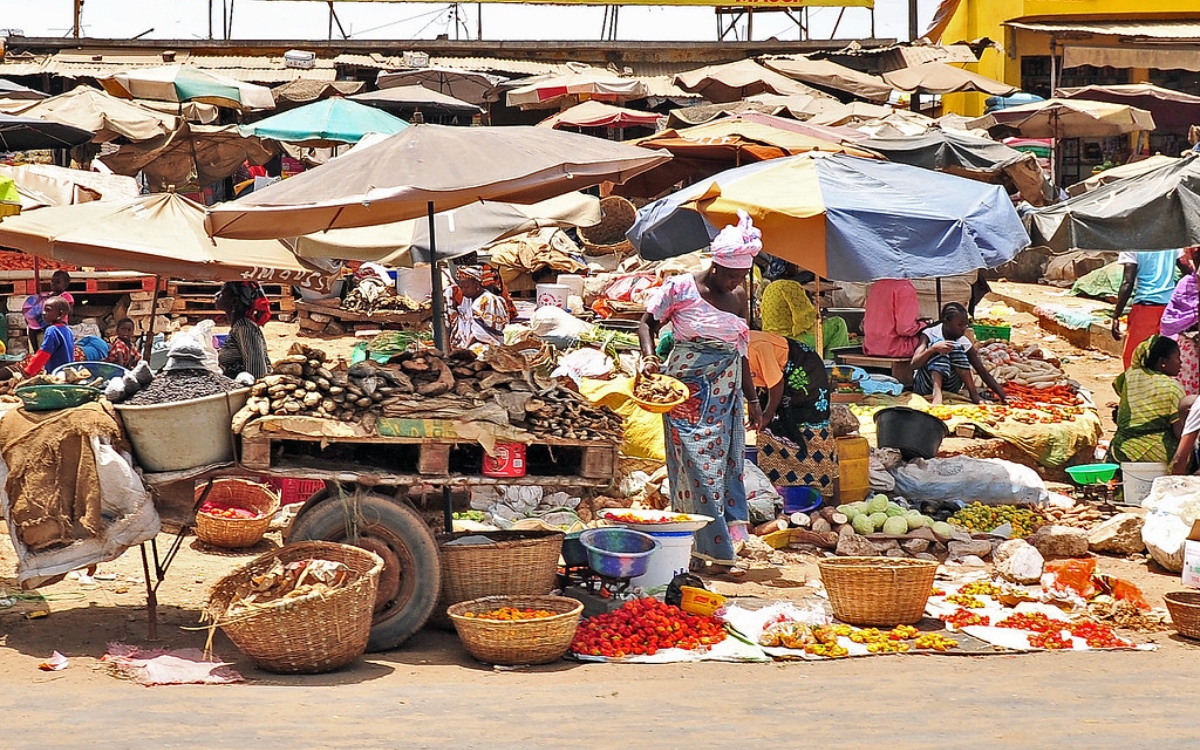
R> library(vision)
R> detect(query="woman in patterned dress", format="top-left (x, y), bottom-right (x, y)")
top-left (638, 211), bottom-right (764, 577)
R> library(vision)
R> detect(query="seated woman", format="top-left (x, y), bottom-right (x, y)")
top-left (911, 303), bottom-right (1006, 405)
top-left (863, 278), bottom-right (926, 358)
top-left (760, 263), bottom-right (850, 358)
top-left (1111, 335), bottom-right (1185, 464)
top-left (747, 330), bottom-right (836, 498)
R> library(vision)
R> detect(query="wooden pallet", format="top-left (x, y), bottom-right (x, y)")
top-left (295, 299), bottom-right (430, 336)
top-left (171, 294), bottom-right (296, 316)
top-left (239, 426), bottom-right (617, 486)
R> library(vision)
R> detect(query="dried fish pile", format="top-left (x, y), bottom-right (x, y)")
top-left (342, 276), bottom-right (426, 315)
top-left (224, 558), bottom-right (351, 617)
top-left (234, 342), bottom-right (623, 443)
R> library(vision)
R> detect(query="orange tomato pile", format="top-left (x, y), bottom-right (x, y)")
top-left (199, 501), bottom-right (265, 521)
top-left (1028, 630), bottom-right (1074, 650)
top-left (997, 613), bottom-right (1130, 649)
top-left (1003, 383), bottom-right (1082, 406)
top-left (570, 598), bottom-right (726, 658)
top-left (940, 608), bottom-right (990, 629)
top-left (463, 607), bottom-right (555, 621)
top-left (996, 612), bottom-right (1067, 633)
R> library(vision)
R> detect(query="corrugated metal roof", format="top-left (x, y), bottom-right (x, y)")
top-left (1007, 20), bottom-right (1200, 39)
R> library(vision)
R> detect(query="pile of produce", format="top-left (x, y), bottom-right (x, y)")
top-left (30, 364), bottom-right (110, 390)
top-left (342, 276), bottom-right (425, 315)
top-left (462, 606), bottom-right (556, 621)
top-left (758, 620), bottom-right (959, 657)
top-left (235, 342), bottom-right (624, 443)
top-left (948, 502), bottom-right (1045, 537)
top-left (570, 598), bottom-right (726, 658)
top-left (633, 374), bottom-right (685, 405)
top-left (366, 331), bottom-right (432, 355)
top-left (976, 341), bottom-right (1071, 389)
top-left (838, 494), bottom-right (954, 538)
top-left (125, 368), bottom-right (239, 405)
top-left (199, 499), bottom-right (268, 521)
top-left (994, 612), bottom-right (1132, 650)
top-left (1041, 503), bottom-right (1108, 530)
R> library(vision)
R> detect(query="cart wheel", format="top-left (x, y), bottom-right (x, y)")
top-left (287, 491), bottom-right (441, 652)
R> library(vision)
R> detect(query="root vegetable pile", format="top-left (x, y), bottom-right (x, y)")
top-left (976, 341), bottom-right (1071, 389)
top-left (570, 598), bottom-right (726, 658)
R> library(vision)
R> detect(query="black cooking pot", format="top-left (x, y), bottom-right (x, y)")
top-left (873, 406), bottom-right (949, 460)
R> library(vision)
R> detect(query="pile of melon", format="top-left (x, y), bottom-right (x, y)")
top-left (837, 495), bottom-right (955, 538)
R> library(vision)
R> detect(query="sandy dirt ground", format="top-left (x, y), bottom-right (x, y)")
top-left (1, 288), bottom-right (1197, 749)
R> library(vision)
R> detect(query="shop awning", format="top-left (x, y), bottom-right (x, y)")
top-left (1007, 20), bottom-right (1200, 73)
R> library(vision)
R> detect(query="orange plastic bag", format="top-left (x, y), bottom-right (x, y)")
top-left (1094, 574), bottom-right (1152, 611)
top-left (1044, 558), bottom-right (1097, 598)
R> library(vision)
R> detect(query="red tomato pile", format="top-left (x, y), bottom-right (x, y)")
top-left (1028, 630), bottom-right (1074, 650)
top-left (939, 608), bottom-right (990, 629)
top-left (605, 512), bottom-right (681, 524)
top-left (199, 500), bottom-right (265, 521)
top-left (570, 598), bottom-right (726, 658)
top-left (1068, 620), bottom-right (1131, 649)
top-left (995, 612), bottom-right (1069, 633)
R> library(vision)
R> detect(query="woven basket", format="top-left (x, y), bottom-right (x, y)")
top-left (431, 529), bottom-right (564, 629)
top-left (448, 595), bottom-right (583, 665)
top-left (195, 479), bottom-right (280, 549)
top-left (206, 541), bottom-right (383, 674)
top-left (817, 557), bottom-right (938, 626)
top-left (1165, 591), bottom-right (1200, 639)
top-left (579, 196), bottom-right (637, 257)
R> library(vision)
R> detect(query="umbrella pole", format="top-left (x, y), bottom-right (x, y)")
top-left (32, 255), bottom-right (41, 297)
top-left (428, 201), bottom-right (447, 353)
top-left (141, 276), bottom-right (162, 363)
top-left (815, 276), bottom-right (824, 357)
top-left (936, 277), bottom-right (943, 312)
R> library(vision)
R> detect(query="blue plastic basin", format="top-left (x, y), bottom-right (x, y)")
top-left (580, 528), bottom-right (660, 579)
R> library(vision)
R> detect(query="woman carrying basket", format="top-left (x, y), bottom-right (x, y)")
top-left (638, 211), bottom-right (763, 578)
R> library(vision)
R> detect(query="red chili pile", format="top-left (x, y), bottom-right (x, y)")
top-left (570, 598), bottom-right (726, 658)
top-left (940, 608), bottom-right (990, 629)
top-left (997, 612), bottom-right (1131, 649)
top-left (995, 612), bottom-right (1068, 633)
top-left (199, 500), bottom-right (266, 520)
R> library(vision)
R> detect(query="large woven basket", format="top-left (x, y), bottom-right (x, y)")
top-left (579, 196), bottom-right (637, 257)
top-left (817, 557), bottom-right (938, 626)
top-left (448, 595), bottom-right (583, 665)
top-left (432, 529), bottom-right (564, 629)
top-left (1165, 591), bottom-right (1200, 639)
top-left (195, 479), bottom-right (280, 549)
top-left (206, 541), bottom-right (383, 674)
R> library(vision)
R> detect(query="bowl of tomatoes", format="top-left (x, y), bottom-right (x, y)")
top-left (598, 507), bottom-right (713, 533)
top-left (194, 478), bottom-right (280, 549)
top-left (448, 595), bottom-right (585, 665)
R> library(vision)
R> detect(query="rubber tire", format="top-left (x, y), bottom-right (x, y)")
top-left (287, 491), bottom-right (441, 652)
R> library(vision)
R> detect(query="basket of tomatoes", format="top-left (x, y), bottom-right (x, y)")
top-left (195, 478), bottom-right (280, 549)
top-left (448, 595), bottom-right (584, 665)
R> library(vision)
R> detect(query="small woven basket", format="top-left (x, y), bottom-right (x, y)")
top-left (205, 541), bottom-right (383, 674)
top-left (195, 479), bottom-right (280, 549)
top-left (817, 557), bottom-right (938, 626)
top-left (448, 595), bottom-right (583, 665)
top-left (431, 529), bottom-right (564, 629)
top-left (579, 196), bottom-right (637, 257)
top-left (1165, 591), bottom-right (1200, 639)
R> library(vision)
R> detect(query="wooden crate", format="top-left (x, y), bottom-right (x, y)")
top-left (239, 425), bottom-right (618, 486)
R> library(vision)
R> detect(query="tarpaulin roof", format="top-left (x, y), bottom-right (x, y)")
top-left (506, 67), bottom-right (649, 110)
top-left (882, 62), bottom-right (1016, 96)
top-left (1065, 154), bottom-right (1179, 198)
top-left (537, 100), bottom-right (661, 130)
top-left (100, 124), bottom-right (276, 192)
top-left (1056, 83), bottom-right (1200, 133)
top-left (762, 56), bottom-right (893, 102)
top-left (674, 59), bottom-right (838, 104)
top-left (349, 85), bottom-right (482, 115)
top-left (1026, 154), bottom-right (1200, 252)
top-left (100, 65), bottom-right (276, 111)
top-left (968, 98), bottom-right (1156, 139)
top-left (11, 87), bottom-right (178, 143)
top-left (0, 113), bottom-right (95, 151)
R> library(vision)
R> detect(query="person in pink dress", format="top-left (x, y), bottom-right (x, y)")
top-left (863, 278), bottom-right (927, 358)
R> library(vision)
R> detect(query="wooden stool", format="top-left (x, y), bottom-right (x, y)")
top-left (834, 350), bottom-right (914, 387)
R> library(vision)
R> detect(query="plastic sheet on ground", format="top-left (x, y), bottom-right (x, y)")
top-left (571, 635), bottom-right (770, 664)
top-left (101, 643), bottom-right (244, 686)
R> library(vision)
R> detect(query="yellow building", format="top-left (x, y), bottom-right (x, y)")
top-left (932, 0), bottom-right (1200, 182)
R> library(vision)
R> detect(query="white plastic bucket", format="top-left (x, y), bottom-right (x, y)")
top-left (1121, 461), bottom-right (1168, 506)
top-left (631, 530), bottom-right (694, 591)
top-left (556, 274), bottom-right (585, 299)
top-left (115, 388), bottom-right (250, 472)
top-left (535, 283), bottom-right (570, 310)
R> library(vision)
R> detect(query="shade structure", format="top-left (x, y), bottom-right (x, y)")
top-left (376, 67), bottom-right (506, 106)
top-left (1025, 154), bottom-right (1200, 252)
top-left (238, 98), bottom-right (408, 146)
top-left (1066, 154), bottom-right (1179, 197)
top-left (101, 123), bottom-right (276, 191)
top-left (674, 59), bottom-right (838, 105)
top-left (348, 85), bottom-right (482, 115)
top-left (0, 192), bottom-right (331, 292)
top-left (506, 68), bottom-right (649, 110)
top-left (762, 56), bottom-right (894, 102)
top-left (1055, 83), bottom-right (1200, 133)
top-left (205, 123), bottom-right (671, 240)
top-left (0, 78), bottom-right (48, 100)
top-left (538, 100), bottom-right (661, 130)
top-left (0, 177), bottom-right (20, 218)
top-left (100, 65), bottom-right (275, 111)
top-left (14, 87), bottom-right (178, 143)
top-left (967, 98), bottom-right (1156, 139)
top-left (734, 111), bottom-right (867, 142)
top-left (292, 192), bottom-right (601, 266)
top-left (272, 79), bottom-right (365, 108)
top-left (627, 152), bottom-right (1029, 282)
top-left (882, 62), bottom-right (1017, 96)
top-left (0, 113), bottom-right (95, 151)
top-left (0, 163), bottom-right (139, 209)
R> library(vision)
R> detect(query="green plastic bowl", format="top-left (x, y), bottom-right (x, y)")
top-left (15, 384), bottom-right (102, 412)
top-left (1065, 463), bottom-right (1120, 485)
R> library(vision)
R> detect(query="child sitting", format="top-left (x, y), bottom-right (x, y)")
top-left (105, 318), bottom-right (141, 369)
top-left (911, 302), bottom-right (1007, 405)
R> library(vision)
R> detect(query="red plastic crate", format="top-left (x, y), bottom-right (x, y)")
top-left (268, 477), bottom-right (326, 506)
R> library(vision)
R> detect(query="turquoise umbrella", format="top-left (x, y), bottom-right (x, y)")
top-left (239, 98), bottom-right (408, 146)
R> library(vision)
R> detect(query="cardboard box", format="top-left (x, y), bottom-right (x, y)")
top-left (1182, 520), bottom-right (1200, 589)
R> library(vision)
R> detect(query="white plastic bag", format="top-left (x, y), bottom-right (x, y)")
top-left (1139, 476), bottom-right (1200, 572)
top-left (744, 461), bottom-right (782, 524)
top-left (165, 320), bottom-right (220, 374)
top-left (890, 457), bottom-right (1048, 506)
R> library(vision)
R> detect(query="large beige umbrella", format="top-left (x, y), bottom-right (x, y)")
top-left (967, 98), bottom-right (1156, 139)
top-left (205, 123), bottom-right (669, 350)
top-left (882, 62), bottom-right (1017, 96)
top-left (506, 67), bottom-right (649, 111)
top-left (376, 67), bottom-right (506, 106)
top-left (763, 56), bottom-right (894, 102)
top-left (13, 87), bottom-right (178, 142)
top-left (537, 100), bottom-right (661, 130)
top-left (0, 191), bottom-right (330, 292)
top-left (0, 163), bottom-right (139, 209)
top-left (100, 123), bottom-right (276, 191)
top-left (674, 59), bottom-right (838, 105)
top-left (100, 65), bottom-right (275, 111)
top-left (349, 85), bottom-right (482, 116)
top-left (291, 192), bottom-right (601, 265)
